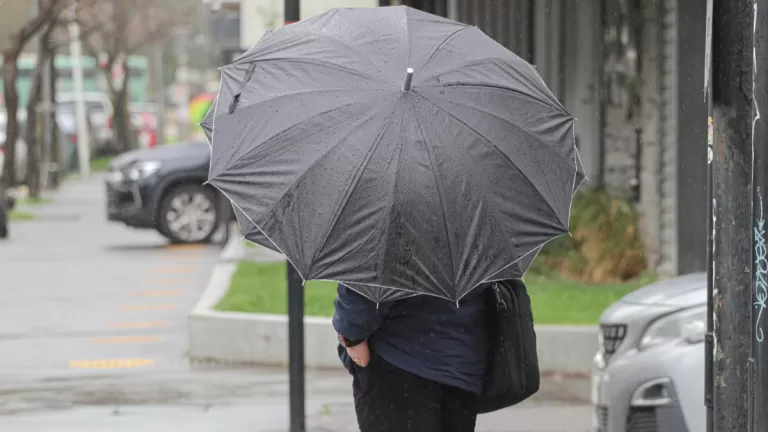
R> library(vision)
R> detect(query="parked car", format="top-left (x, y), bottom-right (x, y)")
top-left (592, 273), bottom-right (706, 432)
top-left (0, 113), bottom-right (28, 184)
top-left (106, 141), bottom-right (230, 243)
top-left (56, 92), bottom-right (115, 155)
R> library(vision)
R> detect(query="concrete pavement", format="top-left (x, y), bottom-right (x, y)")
top-left (0, 367), bottom-right (593, 431)
top-left (0, 174), bottom-right (222, 379)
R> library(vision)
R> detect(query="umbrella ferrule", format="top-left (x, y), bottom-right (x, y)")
top-left (402, 68), bottom-right (414, 92)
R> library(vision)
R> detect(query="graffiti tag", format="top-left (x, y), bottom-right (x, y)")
top-left (755, 195), bottom-right (768, 342)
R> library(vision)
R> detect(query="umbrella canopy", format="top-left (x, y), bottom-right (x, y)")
top-left (207, 6), bottom-right (585, 303)
top-left (200, 95), bottom-right (216, 144)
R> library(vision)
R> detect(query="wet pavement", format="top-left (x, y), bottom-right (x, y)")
top-left (0, 175), bottom-right (222, 380)
top-left (0, 175), bottom-right (594, 431)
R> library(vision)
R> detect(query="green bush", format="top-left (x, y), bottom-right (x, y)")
top-left (531, 188), bottom-right (647, 283)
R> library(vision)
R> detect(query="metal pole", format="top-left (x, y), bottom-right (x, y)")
top-left (704, 2), bottom-right (714, 432)
top-left (751, 1), bottom-right (768, 430)
top-left (153, 44), bottom-right (166, 146)
top-left (38, 0), bottom-right (54, 191)
top-left (67, 5), bottom-right (90, 179)
top-left (711, 0), bottom-right (753, 430)
top-left (282, 2), bottom-right (304, 430)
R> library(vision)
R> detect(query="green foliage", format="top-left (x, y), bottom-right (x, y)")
top-left (532, 188), bottom-right (647, 283)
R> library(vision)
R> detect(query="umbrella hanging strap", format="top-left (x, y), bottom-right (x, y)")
top-left (228, 63), bottom-right (258, 114)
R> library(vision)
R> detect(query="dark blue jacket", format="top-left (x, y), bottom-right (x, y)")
top-left (332, 285), bottom-right (488, 394)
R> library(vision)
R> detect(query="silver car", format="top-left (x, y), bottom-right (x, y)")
top-left (592, 273), bottom-right (706, 432)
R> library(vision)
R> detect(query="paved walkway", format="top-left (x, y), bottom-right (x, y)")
top-left (0, 367), bottom-right (594, 432)
top-left (0, 175), bottom-right (222, 380)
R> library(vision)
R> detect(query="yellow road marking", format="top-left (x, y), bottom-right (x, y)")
top-left (119, 304), bottom-right (179, 312)
top-left (132, 289), bottom-right (186, 297)
top-left (164, 254), bottom-right (203, 261)
top-left (69, 359), bottom-right (156, 369)
top-left (148, 266), bottom-right (199, 275)
top-left (164, 244), bottom-right (206, 251)
top-left (106, 321), bottom-right (170, 329)
top-left (89, 335), bottom-right (162, 344)
top-left (139, 277), bottom-right (195, 286)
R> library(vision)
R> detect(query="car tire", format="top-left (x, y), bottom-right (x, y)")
top-left (157, 184), bottom-right (220, 244)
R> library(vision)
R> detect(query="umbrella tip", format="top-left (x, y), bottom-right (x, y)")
top-left (402, 68), bottom-right (414, 92)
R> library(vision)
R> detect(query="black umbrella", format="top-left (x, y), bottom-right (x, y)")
top-left (207, 6), bottom-right (585, 303)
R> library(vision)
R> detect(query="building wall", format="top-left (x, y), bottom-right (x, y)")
top-left (561, 0), bottom-right (603, 184)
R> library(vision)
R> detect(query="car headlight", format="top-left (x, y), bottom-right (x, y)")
top-left (127, 161), bottom-right (161, 181)
top-left (639, 305), bottom-right (707, 350)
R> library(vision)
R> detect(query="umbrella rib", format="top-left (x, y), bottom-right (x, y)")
top-left (413, 25), bottom-right (471, 80)
top-left (420, 57), bottom-right (562, 111)
top-left (429, 89), bottom-right (579, 172)
top-left (225, 99), bottom-right (388, 252)
top-left (217, 95), bottom-right (370, 175)
top-left (412, 105), bottom-right (458, 289)
top-left (414, 92), bottom-right (566, 229)
top-left (309, 104), bottom-right (399, 275)
top-left (274, 30), bottom-right (388, 80)
top-left (242, 57), bottom-right (379, 82)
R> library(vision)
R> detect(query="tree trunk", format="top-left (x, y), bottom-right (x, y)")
top-left (112, 68), bottom-right (134, 152)
top-left (24, 25), bottom-right (54, 198)
top-left (2, 49), bottom-right (22, 187)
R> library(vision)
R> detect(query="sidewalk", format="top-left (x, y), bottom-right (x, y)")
top-left (0, 367), bottom-right (593, 432)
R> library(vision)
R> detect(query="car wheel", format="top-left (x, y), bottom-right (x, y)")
top-left (158, 184), bottom-right (220, 244)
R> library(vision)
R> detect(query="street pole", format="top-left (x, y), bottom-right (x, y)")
top-left (704, 0), bottom-right (714, 430)
top-left (283, 2), bottom-right (304, 431)
top-left (153, 44), bottom-right (166, 146)
top-left (67, 4), bottom-right (90, 179)
top-left (38, 0), bottom-right (54, 191)
top-left (751, 1), bottom-right (768, 430)
top-left (711, 0), bottom-right (753, 430)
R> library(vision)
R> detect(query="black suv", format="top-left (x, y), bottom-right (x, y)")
top-left (106, 141), bottom-right (230, 243)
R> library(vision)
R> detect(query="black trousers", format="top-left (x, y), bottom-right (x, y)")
top-left (352, 355), bottom-right (478, 432)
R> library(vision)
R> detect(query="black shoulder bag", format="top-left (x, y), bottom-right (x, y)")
top-left (476, 278), bottom-right (540, 414)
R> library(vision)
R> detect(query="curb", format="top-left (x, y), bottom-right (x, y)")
top-left (188, 233), bottom-right (599, 375)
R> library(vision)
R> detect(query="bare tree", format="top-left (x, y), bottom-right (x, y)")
top-left (1, 0), bottom-right (70, 187)
top-left (22, 19), bottom-right (58, 198)
top-left (78, 0), bottom-right (198, 152)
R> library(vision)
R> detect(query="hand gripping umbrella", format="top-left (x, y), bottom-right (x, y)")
top-left (207, 6), bottom-right (585, 303)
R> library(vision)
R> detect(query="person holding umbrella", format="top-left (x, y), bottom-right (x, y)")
top-left (206, 6), bottom-right (583, 432)
top-left (335, 282), bottom-right (488, 430)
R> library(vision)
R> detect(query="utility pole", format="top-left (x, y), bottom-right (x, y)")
top-left (153, 43), bottom-right (166, 146)
top-left (67, 4), bottom-right (90, 179)
top-left (283, 3), bottom-right (304, 431)
top-left (704, 0), bottom-right (714, 430)
top-left (751, 1), bottom-right (768, 430)
top-left (38, 0), bottom-right (54, 191)
top-left (711, 0), bottom-right (753, 430)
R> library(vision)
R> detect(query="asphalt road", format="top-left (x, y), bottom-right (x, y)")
top-left (0, 175), bottom-right (222, 380)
